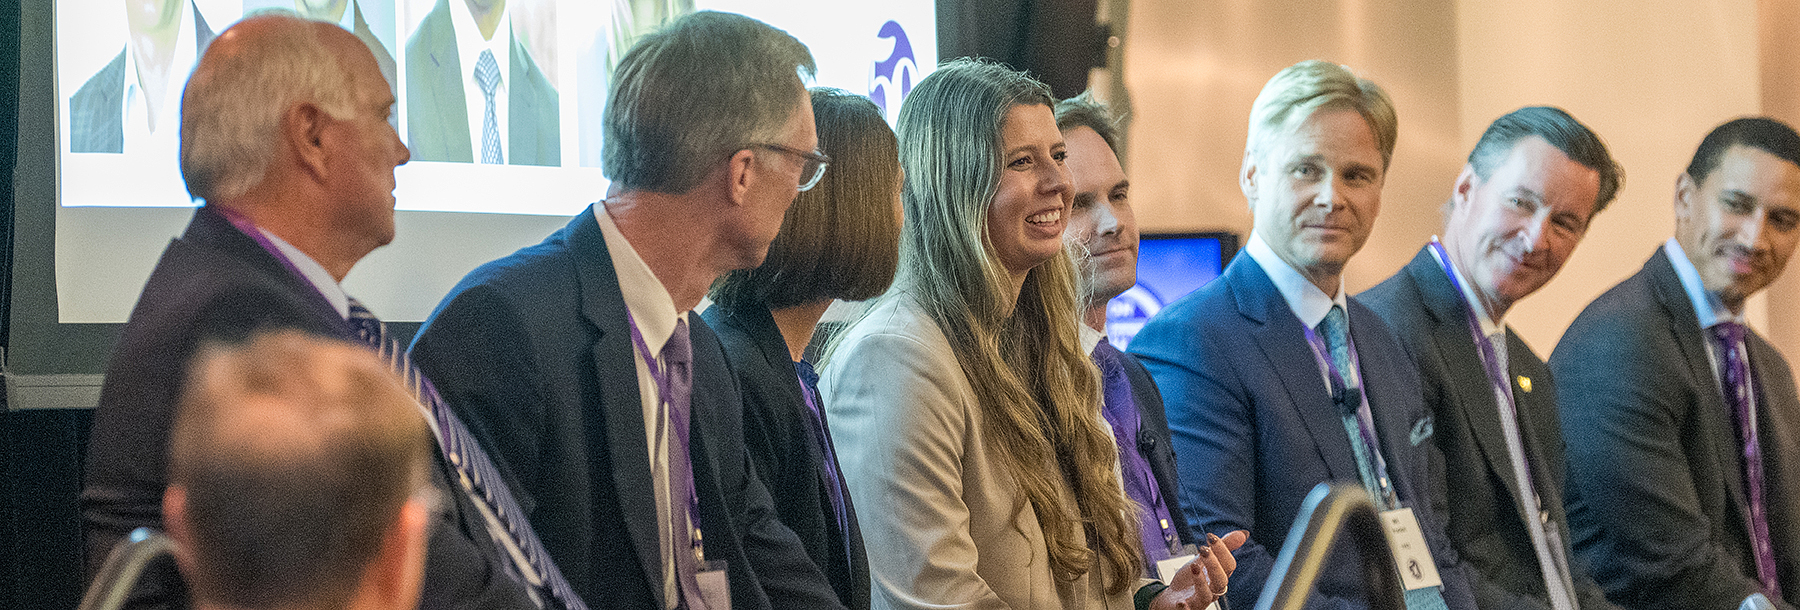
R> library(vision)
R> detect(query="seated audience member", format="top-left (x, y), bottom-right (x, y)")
top-left (820, 58), bottom-right (1232, 610)
top-left (701, 87), bottom-right (903, 610)
top-left (164, 331), bottom-right (435, 610)
top-left (1553, 117), bottom-right (1800, 610)
top-left (1127, 59), bottom-right (1476, 610)
top-left (1055, 91), bottom-right (1247, 574)
top-left (408, 11), bottom-right (846, 610)
top-left (81, 12), bottom-right (538, 610)
top-left (1360, 106), bottom-right (1623, 610)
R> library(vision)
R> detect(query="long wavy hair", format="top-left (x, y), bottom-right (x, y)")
top-left (876, 58), bottom-right (1142, 592)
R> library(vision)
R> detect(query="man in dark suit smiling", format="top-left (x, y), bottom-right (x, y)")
top-left (1360, 106), bottom-right (1622, 610)
top-left (1553, 117), bottom-right (1800, 610)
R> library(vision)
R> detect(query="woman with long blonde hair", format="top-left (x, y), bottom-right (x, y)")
top-left (820, 59), bottom-right (1227, 610)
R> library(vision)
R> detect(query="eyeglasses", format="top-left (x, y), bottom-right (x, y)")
top-left (751, 143), bottom-right (831, 192)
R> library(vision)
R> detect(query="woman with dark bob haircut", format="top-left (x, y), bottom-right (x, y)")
top-left (819, 60), bottom-right (1231, 610)
top-left (703, 87), bottom-right (902, 610)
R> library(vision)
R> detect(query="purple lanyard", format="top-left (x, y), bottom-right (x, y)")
top-left (214, 207), bottom-right (334, 309)
top-left (1427, 241), bottom-right (1519, 411)
top-left (625, 313), bottom-right (706, 557)
top-left (1302, 317), bottom-right (1400, 509)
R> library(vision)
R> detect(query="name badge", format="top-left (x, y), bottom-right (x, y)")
top-left (697, 560), bottom-right (731, 610)
top-left (1153, 552), bottom-right (1223, 610)
top-left (1380, 508), bottom-right (1443, 591)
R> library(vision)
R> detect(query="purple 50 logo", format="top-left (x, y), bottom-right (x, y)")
top-left (868, 20), bottom-right (917, 123)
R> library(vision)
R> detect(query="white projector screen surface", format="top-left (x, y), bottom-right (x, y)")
top-left (53, 0), bottom-right (935, 322)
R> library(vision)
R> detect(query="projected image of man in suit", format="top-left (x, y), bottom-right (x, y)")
top-left (405, 0), bottom-right (560, 166)
top-left (68, 0), bottom-right (216, 153)
top-left (1359, 106), bottom-right (1624, 610)
top-left (1554, 117), bottom-right (1800, 610)
top-left (1127, 59), bottom-right (1476, 610)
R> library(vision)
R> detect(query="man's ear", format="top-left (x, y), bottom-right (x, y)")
top-left (1239, 153), bottom-right (1260, 207)
top-left (1674, 173), bottom-right (1698, 224)
top-left (161, 486), bottom-right (197, 577)
top-left (284, 102), bottom-right (331, 181)
top-left (726, 148), bottom-right (757, 207)
top-left (1451, 164), bottom-right (1480, 210)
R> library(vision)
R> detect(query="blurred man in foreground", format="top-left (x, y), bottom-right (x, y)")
top-left (165, 331), bottom-right (433, 610)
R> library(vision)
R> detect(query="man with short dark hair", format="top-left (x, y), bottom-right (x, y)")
top-left (409, 10), bottom-right (845, 610)
top-left (166, 331), bottom-right (434, 610)
top-left (82, 13), bottom-right (539, 610)
top-left (1360, 106), bottom-right (1623, 610)
top-left (1554, 117), bottom-right (1800, 610)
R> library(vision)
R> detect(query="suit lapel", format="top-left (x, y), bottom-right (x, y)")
top-left (1746, 336), bottom-right (1800, 585)
top-left (1647, 249), bottom-right (1753, 523)
top-left (508, 36), bottom-right (543, 165)
top-left (183, 207), bottom-right (345, 334)
top-left (419, 0), bottom-right (472, 161)
top-left (1405, 251), bottom-right (1528, 505)
top-left (1230, 257), bottom-right (1361, 481)
top-left (567, 206), bottom-right (666, 608)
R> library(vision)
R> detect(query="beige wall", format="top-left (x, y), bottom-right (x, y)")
top-left (1123, 0), bottom-right (1793, 366)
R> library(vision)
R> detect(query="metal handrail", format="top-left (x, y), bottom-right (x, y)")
top-left (77, 527), bottom-right (176, 610)
top-left (1253, 483), bottom-right (1405, 610)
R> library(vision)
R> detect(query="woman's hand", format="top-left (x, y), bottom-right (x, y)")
top-left (1152, 530), bottom-right (1249, 610)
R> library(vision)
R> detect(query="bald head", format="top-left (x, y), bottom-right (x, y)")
top-left (166, 331), bottom-right (432, 610)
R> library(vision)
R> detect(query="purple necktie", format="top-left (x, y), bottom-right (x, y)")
top-left (795, 359), bottom-right (854, 572)
top-left (1092, 339), bottom-right (1177, 566)
top-left (349, 299), bottom-right (586, 610)
top-left (1714, 322), bottom-right (1781, 597)
top-left (660, 320), bottom-right (710, 610)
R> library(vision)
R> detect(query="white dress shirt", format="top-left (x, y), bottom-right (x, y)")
top-left (448, 0), bottom-right (512, 160)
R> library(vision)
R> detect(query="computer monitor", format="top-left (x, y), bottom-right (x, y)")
top-left (1105, 231), bottom-right (1238, 350)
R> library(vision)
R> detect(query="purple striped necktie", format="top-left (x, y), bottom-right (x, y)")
top-left (1092, 339), bottom-right (1178, 566)
top-left (1713, 321), bottom-right (1782, 597)
top-left (348, 299), bottom-right (585, 610)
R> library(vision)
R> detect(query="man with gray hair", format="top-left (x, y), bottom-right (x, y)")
top-left (83, 13), bottom-right (539, 610)
top-left (410, 11), bottom-right (846, 610)
top-left (1129, 60), bottom-right (1476, 610)
top-left (165, 331), bottom-right (435, 610)
top-left (1361, 106), bottom-right (1623, 610)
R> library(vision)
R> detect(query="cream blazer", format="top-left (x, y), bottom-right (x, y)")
top-left (820, 295), bottom-right (1134, 610)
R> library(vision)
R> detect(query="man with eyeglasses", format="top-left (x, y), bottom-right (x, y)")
top-left (409, 11), bottom-right (846, 610)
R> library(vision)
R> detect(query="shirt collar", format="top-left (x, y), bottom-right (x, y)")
top-left (257, 228), bottom-right (350, 320)
top-left (1246, 232), bottom-right (1347, 328)
top-left (1665, 237), bottom-right (1742, 329)
top-left (449, 0), bottom-right (511, 82)
top-left (1078, 323), bottom-right (1106, 355)
top-left (594, 204), bottom-right (685, 354)
top-left (1427, 237), bottom-right (1505, 337)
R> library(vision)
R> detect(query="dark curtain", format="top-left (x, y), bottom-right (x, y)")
top-left (936, 0), bottom-right (1105, 100)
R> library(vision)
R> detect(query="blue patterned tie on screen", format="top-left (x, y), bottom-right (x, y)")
top-left (475, 49), bottom-right (503, 164)
top-left (347, 298), bottom-right (583, 610)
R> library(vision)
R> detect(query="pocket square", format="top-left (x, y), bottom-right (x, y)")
top-left (1410, 416), bottom-right (1434, 446)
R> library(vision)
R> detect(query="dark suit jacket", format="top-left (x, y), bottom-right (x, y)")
top-left (81, 206), bottom-right (534, 610)
top-left (1552, 247), bottom-right (1800, 610)
top-left (68, 2), bottom-right (214, 153)
top-left (1361, 247), bottom-right (1615, 610)
top-left (701, 301), bottom-right (871, 610)
top-left (409, 205), bottom-right (844, 610)
top-left (404, 0), bottom-right (560, 166)
top-left (1115, 343), bottom-right (1198, 549)
top-left (1128, 253), bottom-right (1475, 610)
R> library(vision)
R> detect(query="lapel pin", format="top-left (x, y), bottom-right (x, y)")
top-left (1517, 376), bottom-right (1532, 393)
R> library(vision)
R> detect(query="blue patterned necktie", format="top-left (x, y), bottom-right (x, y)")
top-left (1317, 305), bottom-right (1450, 610)
top-left (474, 49), bottom-right (503, 164)
top-left (348, 298), bottom-right (583, 610)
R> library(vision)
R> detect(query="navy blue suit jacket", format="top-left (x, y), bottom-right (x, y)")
top-left (409, 205), bottom-right (843, 610)
top-left (1128, 253), bottom-right (1475, 610)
